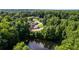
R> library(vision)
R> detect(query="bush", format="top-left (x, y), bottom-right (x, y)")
top-left (13, 42), bottom-right (30, 50)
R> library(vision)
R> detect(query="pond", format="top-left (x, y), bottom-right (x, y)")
top-left (26, 39), bottom-right (56, 50)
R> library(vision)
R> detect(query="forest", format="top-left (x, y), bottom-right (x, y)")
top-left (0, 9), bottom-right (79, 50)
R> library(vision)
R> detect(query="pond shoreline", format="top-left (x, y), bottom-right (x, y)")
top-left (25, 38), bottom-right (56, 50)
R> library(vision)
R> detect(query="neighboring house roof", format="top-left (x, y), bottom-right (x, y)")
top-left (29, 19), bottom-right (43, 32)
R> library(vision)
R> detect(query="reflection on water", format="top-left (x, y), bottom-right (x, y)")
top-left (28, 41), bottom-right (48, 50)
top-left (26, 39), bottom-right (56, 50)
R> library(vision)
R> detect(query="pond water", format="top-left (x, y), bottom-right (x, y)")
top-left (26, 39), bottom-right (56, 50)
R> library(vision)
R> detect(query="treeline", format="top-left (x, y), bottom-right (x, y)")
top-left (0, 10), bottom-right (79, 50)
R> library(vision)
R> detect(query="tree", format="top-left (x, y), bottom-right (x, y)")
top-left (13, 42), bottom-right (30, 50)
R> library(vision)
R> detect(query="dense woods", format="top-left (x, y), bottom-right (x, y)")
top-left (0, 10), bottom-right (79, 50)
